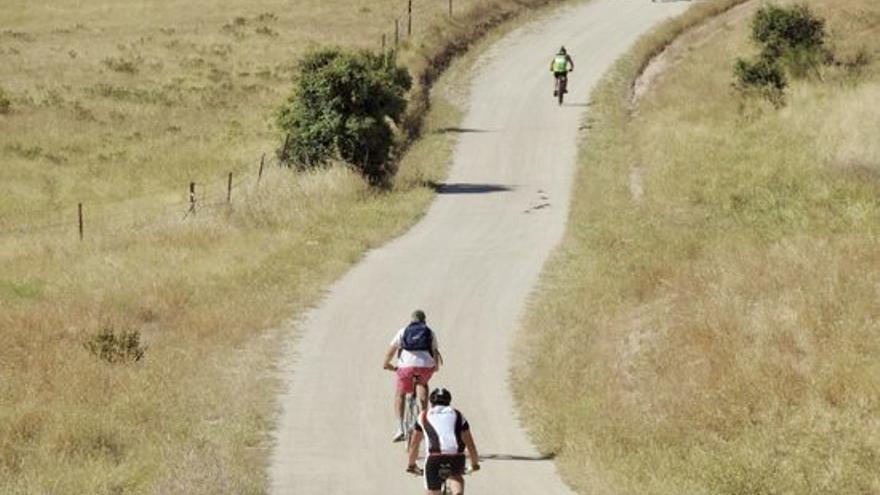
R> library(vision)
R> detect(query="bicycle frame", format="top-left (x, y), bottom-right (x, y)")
top-left (439, 465), bottom-right (471, 495)
top-left (402, 374), bottom-right (426, 450)
top-left (555, 73), bottom-right (568, 105)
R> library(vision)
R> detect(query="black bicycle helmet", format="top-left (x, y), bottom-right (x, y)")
top-left (559, 46), bottom-right (567, 54)
top-left (429, 387), bottom-right (452, 406)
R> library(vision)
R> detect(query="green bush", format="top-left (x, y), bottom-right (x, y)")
top-left (277, 48), bottom-right (412, 183)
top-left (734, 56), bottom-right (787, 90)
top-left (752, 4), bottom-right (825, 60)
top-left (734, 56), bottom-right (787, 106)
top-left (734, 4), bottom-right (827, 104)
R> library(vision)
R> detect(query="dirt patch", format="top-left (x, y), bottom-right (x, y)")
top-left (629, 162), bottom-right (645, 203)
top-left (628, 0), bottom-right (758, 202)
top-left (631, 0), bottom-right (757, 109)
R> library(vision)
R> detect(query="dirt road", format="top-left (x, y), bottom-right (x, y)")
top-left (269, 1), bottom-right (688, 493)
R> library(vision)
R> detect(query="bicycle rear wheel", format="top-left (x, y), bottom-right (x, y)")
top-left (440, 467), bottom-right (452, 495)
top-left (403, 393), bottom-right (419, 450)
top-left (558, 77), bottom-right (565, 105)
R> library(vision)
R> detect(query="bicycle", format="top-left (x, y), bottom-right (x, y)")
top-left (407, 462), bottom-right (477, 494)
top-left (554, 71), bottom-right (572, 106)
top-left (386, 365), bottom-right (427, 450)
top-left (402, 374), bottom-right (422, 450)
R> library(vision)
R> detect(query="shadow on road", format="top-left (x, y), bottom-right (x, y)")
top-left (480, 453), bottom-right (556, 462)
top-left (431, 182), bottom-right (513, 194)
top-left (434, 127), bottom-right (495, 134)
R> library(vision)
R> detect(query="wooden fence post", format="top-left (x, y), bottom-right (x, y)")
top-left (382, 33), bottom-right (386, 53)
top-left (227, 172), bottom-right (233, 203)
top-left (188, 182), bottom-right (196, 214)
top-left (395, 19), bottom-right (399, 48)
top-left (78, 202), bottom-right (83, 241)
top-left (258, 153), bottom-right (265, 183)
top-left (449, 0), bottom-right (453, 17)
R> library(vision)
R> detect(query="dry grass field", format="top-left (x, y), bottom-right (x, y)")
top-left (0, 0), bottom-right (466, 219)
top-left (0, 0), bottom-right (570, 493)
top-left (515, 0), bottom-right (880, 494)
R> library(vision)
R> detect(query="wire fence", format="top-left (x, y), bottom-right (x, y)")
top-left (0, 0), bottom-right (463, 244)
top-left (0, 153), bottom-right (283, 242)
top-left (379, 0), bottom-right (457, 52)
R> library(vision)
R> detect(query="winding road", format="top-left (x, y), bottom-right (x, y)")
top-left (269, 0), bottom-right (689, 493)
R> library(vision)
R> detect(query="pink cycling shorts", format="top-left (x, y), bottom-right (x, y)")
top-left (396, 367), bottom-right (434, 394)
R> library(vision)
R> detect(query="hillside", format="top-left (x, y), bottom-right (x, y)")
top-left (515, 0), bottom-right (880, 493)
top-left (0, 1), bottom-right (567, 493)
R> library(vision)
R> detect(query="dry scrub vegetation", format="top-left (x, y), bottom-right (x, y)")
top-left (0, 0), bottom-right (570, 493)
top-left (515, 0), bottom-right (880, 494)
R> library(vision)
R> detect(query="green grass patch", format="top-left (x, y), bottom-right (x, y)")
top-left (0, 280), bottom-right (44, 300)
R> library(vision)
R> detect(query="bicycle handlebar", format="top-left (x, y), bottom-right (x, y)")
top-left (406, 464), bottom-right (480, 476)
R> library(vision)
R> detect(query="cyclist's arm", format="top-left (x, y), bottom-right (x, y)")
top-left (407, 429), bottom-right (423, 469)
top-left (462, 430), bottom-right (480, 470)
top-left (431, 331), bottom-right (442, 370)
top-left (383, 344), bottom-right (398, 370)
top-left (567, 55), bottom-right (575, 71)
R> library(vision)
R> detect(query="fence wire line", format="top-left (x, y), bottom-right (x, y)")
top-left (1, 154), bottom-right (281, 238)
top-left (3, 0), bottom-right (453, 239)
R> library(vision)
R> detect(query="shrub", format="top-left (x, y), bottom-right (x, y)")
top-left (84, 327), bottom-right (146, 364)
top-left (734, 57), bottom-right (787, 90)
top-left (734, 4), bottom-right (827, 104)
top-left (751, 4), bottom-right (828, 78)
top-left (751, 4), bottom-right (826, 60)
top-left (734, 56), bottom-right (787, 106)
top-left (0, 87), bottom-right (10, 114)
top-left (276, 48), bottom-right (412, 183)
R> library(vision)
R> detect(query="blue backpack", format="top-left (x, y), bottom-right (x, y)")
top-left (400, 322), bottom-right (433, 355)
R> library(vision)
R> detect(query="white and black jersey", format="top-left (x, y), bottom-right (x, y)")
top-left (415, 405), bottom-right (469, 456)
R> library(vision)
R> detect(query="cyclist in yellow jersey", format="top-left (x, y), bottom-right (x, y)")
top-left (550, 46), bottom-right (574, 97)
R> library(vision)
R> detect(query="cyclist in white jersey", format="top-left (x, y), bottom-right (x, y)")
top-left (407, 388), bottom-right (480, 494)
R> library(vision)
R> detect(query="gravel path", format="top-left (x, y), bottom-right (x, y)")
top-left (269, 1), bottom-right (688, 493)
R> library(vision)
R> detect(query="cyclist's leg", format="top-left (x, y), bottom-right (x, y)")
top-left (448, 456), bottom-right (466, 494)
top-left (395, 390), bottom-right (405, 420)
top-left (448, 475), bottom-right (464, 495)
top-left (394, 368), bottom-right (415, 440)
top-left (425, 457), bottom-right (444, 495)
top-left (396, 367), bottom-right (416, 420)
top-left (416, 380), bottom-right (429, 412)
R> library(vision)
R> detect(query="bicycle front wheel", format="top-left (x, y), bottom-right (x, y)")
top-left (403, 394), bottom-right (419, 450)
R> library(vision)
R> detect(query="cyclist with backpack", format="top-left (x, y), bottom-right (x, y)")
top-left (383, 309), bottom-right (443, 442)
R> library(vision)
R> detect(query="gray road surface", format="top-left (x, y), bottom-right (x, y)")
top-left (269, 0), bottom-right (689, 493)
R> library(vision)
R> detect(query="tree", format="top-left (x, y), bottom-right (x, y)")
top-left (277, 49), bottom-right (412, 183)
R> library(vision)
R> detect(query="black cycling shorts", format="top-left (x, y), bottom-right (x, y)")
top-left (424, 455), bottom-right (466, 491)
